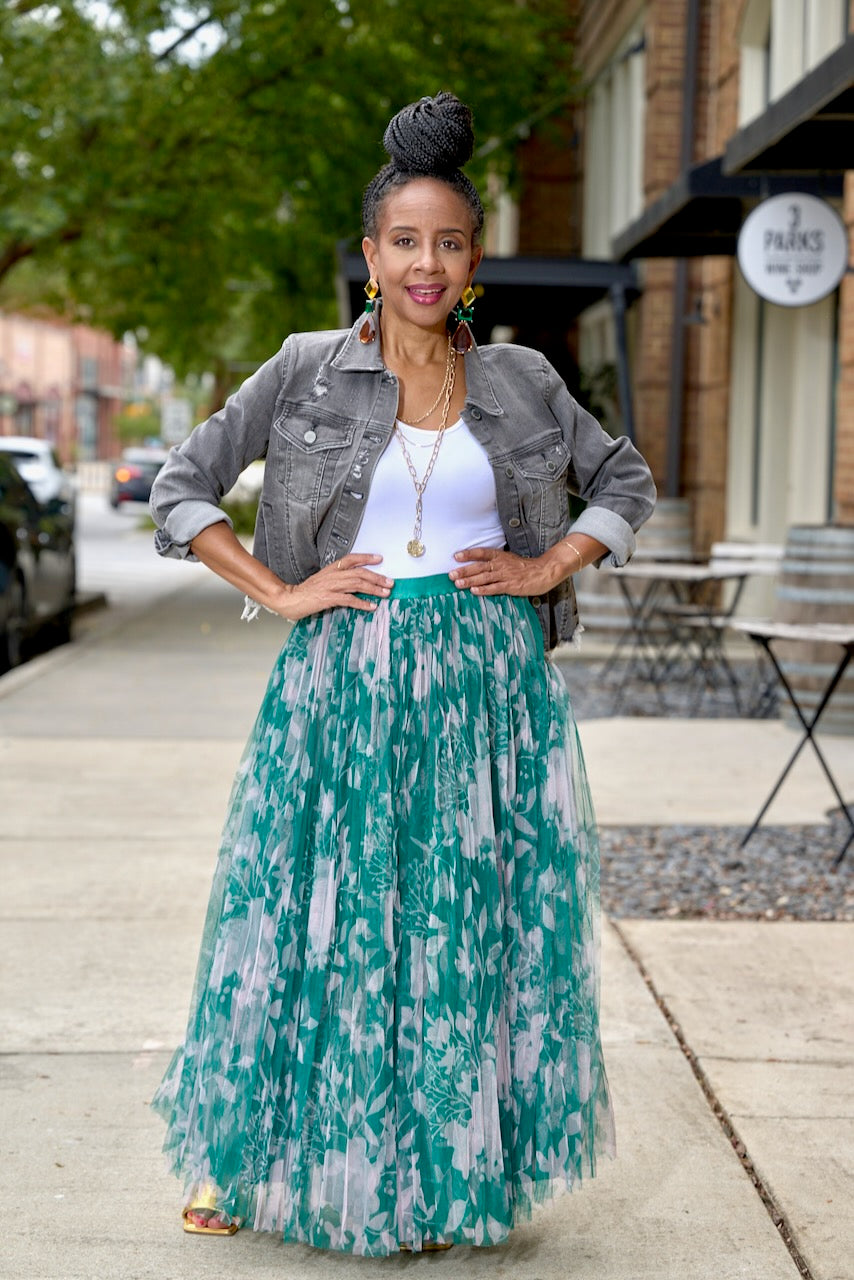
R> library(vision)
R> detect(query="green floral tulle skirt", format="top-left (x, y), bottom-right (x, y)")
top-left (152, 574), bottom-right (615, 1255)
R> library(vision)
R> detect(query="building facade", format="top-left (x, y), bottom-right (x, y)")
top-left (0, 312), bottom-right (134, 463)
top-left (515, 0), bottom-right (852, 568)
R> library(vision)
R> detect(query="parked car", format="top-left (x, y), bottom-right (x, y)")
top-left (0, 452), bottom-right (76, 672)
top-left (0, 435), bottom-right (76, 508)
top-left (109, 447), bottom-right (169, 507)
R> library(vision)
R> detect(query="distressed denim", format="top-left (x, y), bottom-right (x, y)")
top-left (150, 314), bottom-right (656, 648)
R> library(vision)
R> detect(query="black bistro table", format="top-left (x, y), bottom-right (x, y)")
top-left (601, 560), bottom-right (754, 712)
top-left (729, 619), bottom-right (854, 867)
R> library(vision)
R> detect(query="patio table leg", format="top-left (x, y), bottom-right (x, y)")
top-left (602, 578), bottom-right (669, 713)
top-left (740, 636), bottom-right (854, 866)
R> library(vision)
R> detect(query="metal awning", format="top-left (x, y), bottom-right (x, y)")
top-left (336, 247), bottom-right (640, 331)
top-left (612, 157), bottom-right (844, 261)
top-left (723, 34), bottom-right (854, 175)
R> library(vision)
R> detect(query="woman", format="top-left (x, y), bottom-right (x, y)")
top-left (151, 92), bottom-right (655, 1256)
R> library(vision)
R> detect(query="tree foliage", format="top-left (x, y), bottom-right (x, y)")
top-left (0, 0), bottom-right (576, 393)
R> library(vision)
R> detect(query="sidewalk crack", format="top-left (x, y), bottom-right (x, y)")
top-left (610, 919), bottom-right (815, 1280)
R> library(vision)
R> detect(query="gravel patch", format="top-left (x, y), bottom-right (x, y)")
top-left (600, 819), bottom-right (853, 921)
top-left (550, 654), bottom-right (853, 920)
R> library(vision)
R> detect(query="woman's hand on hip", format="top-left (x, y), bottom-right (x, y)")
top-left (448, 546), bottom-right (564, 597)
top-left (275, 554), bottom-right (394, 621)
top-left (449, 537), bottom-right (601, 597)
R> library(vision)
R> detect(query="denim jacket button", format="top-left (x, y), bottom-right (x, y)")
top-left (546, 461), bottom-right (556, 472)
top-left (505, 465), bottom-right (513, 477)
top-left (470, 408), bottom-right (482, 420)
top-left (303, 429), bottom-right (317, 444)
top-left (531, 596), bottom-right (542, 608)
top-left (508, 517), bottom-right (521, 528)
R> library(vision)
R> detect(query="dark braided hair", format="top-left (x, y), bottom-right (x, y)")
top-left (362, 93), bottom-right (484, 243)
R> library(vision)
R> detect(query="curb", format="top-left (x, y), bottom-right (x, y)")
top-left (0, 580), bottom-right (199, 701)
top-left (0, 593), bottom-right (107, 699)
top-left (0, 592), bottom-right (113, 699)
top-left (73, 590), bottom-right (109, 618)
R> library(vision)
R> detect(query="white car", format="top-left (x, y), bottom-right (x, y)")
top-left (0, 436), bottom-right (76, 507)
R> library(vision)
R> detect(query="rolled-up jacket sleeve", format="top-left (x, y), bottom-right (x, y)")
top-left (545, 363), bottom-right (656, 565)
top-left (150, 341), bottom-right (289, 560)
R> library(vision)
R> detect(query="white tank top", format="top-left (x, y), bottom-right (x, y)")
top-left (353, 419), bottom-right (506, 577)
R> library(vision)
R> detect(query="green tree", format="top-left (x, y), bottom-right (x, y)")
top-left (1, 0), bottom-right (577, 406)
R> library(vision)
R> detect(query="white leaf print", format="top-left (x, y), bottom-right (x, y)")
top-left (446, 1198), bottom-right (467, 1231)
top-left (153, 590), bottom-right (614, 1257)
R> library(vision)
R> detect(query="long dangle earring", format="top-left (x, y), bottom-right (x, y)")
top-left (451, 285), bottom-right (476, 354)
top-left (359, 278), bottom-right (380, 344)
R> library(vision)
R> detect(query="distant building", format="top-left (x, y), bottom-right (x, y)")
top-left (0, 313), bottom-right (135, 463)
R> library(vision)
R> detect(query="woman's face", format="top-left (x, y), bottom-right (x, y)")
top-left (362, 178), bottom-right (483, 335)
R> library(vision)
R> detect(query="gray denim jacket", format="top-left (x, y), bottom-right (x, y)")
top-left (150, 314), bottom-right (656, 648)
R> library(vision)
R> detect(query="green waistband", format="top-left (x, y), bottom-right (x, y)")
top-left (389, 573), bottom-right (458, 600)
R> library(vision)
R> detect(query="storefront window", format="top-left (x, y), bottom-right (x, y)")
top-left (727, 273), bottom-right (837, 545)
top-left (582, 18), bottom-right (646, 259)
top-left (739, 0), bottom-right (847, 123)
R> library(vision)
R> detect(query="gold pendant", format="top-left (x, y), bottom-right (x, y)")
top-left (407, 538), bottom-right (425, 558)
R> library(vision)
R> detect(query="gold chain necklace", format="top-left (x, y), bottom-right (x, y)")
top-left (394, 345), bottom-right (457, 557)
top-left (399, 337), bottom-right (455, 426)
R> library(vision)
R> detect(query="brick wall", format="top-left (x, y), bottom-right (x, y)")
top-left (679, 1), bottom-right (741, 551)
top-left (517, 115), bottom-right (582, 257)
top-left (630, 2), bottom-right (687, 498)
top-left (643, 0), bottom-right (689, 197)
top-left (577, 0), bottom-right (644, 77)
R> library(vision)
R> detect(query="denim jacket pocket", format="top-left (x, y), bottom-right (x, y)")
top-left (512, 437), bottom-right (572, 533)
top-left (271, 405), bottom-right (357, 506)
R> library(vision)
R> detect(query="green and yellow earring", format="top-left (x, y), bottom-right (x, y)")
top-left (359, 278), bottom-right (380, 344)
top-left (451, 285), bottom-right (477, 354)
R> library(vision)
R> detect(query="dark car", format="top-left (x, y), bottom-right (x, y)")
top-left (109, 447), bottom-right (169, 507)
top-left (0, 452), bottom-right (77, 671)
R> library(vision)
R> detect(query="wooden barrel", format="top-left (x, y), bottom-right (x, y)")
top-left (774, 524), bottom-right (854, 735)
top-left (574, 498), bottom-right (694, 642)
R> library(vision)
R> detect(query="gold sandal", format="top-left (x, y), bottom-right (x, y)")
top-left (182, 1185), bottom-right (240, 1236)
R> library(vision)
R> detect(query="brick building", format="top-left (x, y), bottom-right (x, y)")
top-left (0, 312), bottom-right (134, 463)
top-left (512, 0), bottom-right (853, 572)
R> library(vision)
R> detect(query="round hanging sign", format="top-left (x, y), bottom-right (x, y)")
top-left (737, 192), bottom-right (848, 307)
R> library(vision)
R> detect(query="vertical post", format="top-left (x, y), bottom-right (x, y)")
top-left (667, 259), bottom-right (688, 496)
top-left (666, 0), bottom-right (702, 498)
top-left (610, 282), bottom-right (635, 444)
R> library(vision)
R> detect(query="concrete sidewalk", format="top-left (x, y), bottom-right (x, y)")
top-left (1, 573), bottom-right (851, 1279)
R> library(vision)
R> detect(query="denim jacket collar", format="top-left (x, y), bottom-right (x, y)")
top-left (331, 311), bottom-right (505, 418)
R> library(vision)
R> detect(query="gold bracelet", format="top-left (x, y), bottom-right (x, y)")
top-left (561, 539), bottom-right (584, 574)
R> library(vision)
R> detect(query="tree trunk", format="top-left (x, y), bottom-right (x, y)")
top-left (208, 358), bottom-right (235, 416)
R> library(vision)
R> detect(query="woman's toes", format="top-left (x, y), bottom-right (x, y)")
top-left (185, 1207), bottom-right (232, 1230)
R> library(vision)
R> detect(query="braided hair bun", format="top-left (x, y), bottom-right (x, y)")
top-left (362, 92), bottom-right (484, 242)
top-left (383, 93), bottom-right (474, 175)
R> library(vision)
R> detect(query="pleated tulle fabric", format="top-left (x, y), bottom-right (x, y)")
top-left (152, 576), bottom-right (615, 1255)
